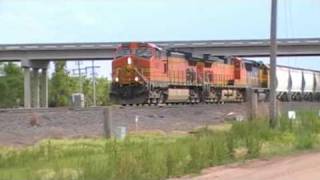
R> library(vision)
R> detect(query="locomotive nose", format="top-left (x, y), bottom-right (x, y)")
top-left (114, 56), bottom-right (139, 84)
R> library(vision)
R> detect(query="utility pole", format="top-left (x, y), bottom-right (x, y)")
top-left (92, 60), bottom-right (97, 106)
top-left (270, 0), bottom-right (278, 128)
top-left (77, 61), bottom-right (82, 93)
top-left (83, 62), bottom-right (100, 107)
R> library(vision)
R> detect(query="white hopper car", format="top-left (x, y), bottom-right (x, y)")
top-left (276, 65), bottom-right (320, 101)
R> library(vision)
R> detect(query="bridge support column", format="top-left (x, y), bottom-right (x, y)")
top-left (22, 59), bottom-right (49, 108)
top-left (23, 67), bottom-right (31, 108)
top-left (40, 68), bottom-right (48, 108)
top-left (31, 68), bottom-right (40, 108)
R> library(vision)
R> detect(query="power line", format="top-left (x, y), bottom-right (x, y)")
top-left (71, 61), bottom-right (100, 106)
top-left (71, 61), bottom-right (85, 93)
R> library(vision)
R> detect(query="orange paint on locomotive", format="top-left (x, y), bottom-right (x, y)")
top-left (149, 57), bottom-right (168, 82)
top-left (167, 55), bottom-right (189, 84)
top-left (232, 57), bottom-right (248, 86)
top-left (112, 44), bottom-right (249, 87)
top-left (211, 63), bottom-right (234, 86)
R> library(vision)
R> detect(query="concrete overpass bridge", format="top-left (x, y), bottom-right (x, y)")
top-left (1, 38), bottom-right (320, 108)
top-left (1, 38), bottom-right (320, 61)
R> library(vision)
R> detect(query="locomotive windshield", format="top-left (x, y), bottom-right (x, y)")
top-left (115, 46), bottom-right (153, 59)
top-left (136, 48), bottom-right (152, 58)
top-left (115, 48), bottom-right (131, 58)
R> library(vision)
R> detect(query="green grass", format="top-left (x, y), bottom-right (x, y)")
top-left (1, 111), bottom-right (320, 180)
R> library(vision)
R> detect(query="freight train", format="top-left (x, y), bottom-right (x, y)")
top-left (110, 42), bottom-right (320, 104)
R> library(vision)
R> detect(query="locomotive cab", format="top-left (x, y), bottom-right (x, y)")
top-left (112, 42), bottom-right (160, 84)
top-left (110, 42), bottom-right (164, 104)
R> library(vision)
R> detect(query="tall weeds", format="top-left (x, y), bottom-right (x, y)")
top-left (1, 111), bottom-right (320, 180)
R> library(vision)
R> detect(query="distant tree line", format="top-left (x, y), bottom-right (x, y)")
top-left (0, 62), bottom-right (110, 108)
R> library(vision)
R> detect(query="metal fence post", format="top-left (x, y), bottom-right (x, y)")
top-left (247, 88), bottom-right (258, 120)
top-left (103, 107), bottom-right (112, 138)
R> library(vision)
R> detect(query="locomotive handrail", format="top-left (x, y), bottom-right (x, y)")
top-left (133, 67), bottom-right (148, 83)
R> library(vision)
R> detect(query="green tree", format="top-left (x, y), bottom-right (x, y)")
top-left (49, 61), bottom-right (77, 107)
top-left (95, 77), bottom-right (110, 106)
top-left (0, 63), bottom-right (23, 108)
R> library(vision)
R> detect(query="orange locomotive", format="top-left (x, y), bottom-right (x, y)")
top-left (110, 42), bottom-right (268, 104)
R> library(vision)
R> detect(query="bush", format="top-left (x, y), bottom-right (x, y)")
top-left (228, 121), bottom-right (267, 158)
top-left (295, 130), bottom-right (315, 150)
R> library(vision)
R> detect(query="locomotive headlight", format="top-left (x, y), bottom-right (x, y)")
top-left (134, 76), bottom-right (139, 82)
top-left (115, 77), bottom-right (119, 82)
top-left (127, 57), bottom-right (132, 65)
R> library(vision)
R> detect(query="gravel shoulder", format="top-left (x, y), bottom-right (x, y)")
top-left (0, 102), bottom-right (319, 147)
top-left (0, 104), bottom-right (246, 147)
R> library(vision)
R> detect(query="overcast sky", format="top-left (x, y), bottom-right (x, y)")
top-left (1, 0), bottom-right (320, 78)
